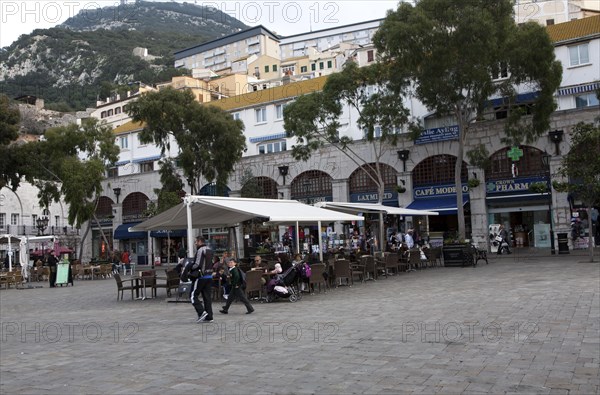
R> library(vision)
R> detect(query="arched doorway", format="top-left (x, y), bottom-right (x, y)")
top-left (92, 196), bottom-right (114, 260)
top-left (116, 192), bottom-right (150, 265)
top-left (408, 154), bottom-right (469, 238)
top-left (241, 177), bottom-right (278, 199)
top-left (486, 146), bottom-right (551, 248)
top-left (291, 170), bottom-right (333, 204)
top-left (348, 163), bottom-right (398, 205)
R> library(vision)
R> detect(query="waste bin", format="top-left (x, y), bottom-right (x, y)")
top-left (557, 233), bottom-right (569, 254)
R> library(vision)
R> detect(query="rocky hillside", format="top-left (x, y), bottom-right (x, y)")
top-left (0, 1), bottom-right (247, 111)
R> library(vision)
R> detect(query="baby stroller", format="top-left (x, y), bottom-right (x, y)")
top-left (265, 263), bottom-right (303, 303)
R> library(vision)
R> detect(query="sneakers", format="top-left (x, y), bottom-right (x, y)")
top-left (198, 316), bottom-right (213, 323)
top-left (246, 310), bottom-right (254, 315)
top-left (223, 294), bottom-right (229, 300)
top-left (196, 312), bottom-right (208, 322)
top-left (219, 309), bottom-right (228, 314)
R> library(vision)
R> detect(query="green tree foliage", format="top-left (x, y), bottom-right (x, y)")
top-left (19, 119), bottom-right (119, 227)
top-left (145, 158), bottom-right (185, 216)
top-left (374, 0), bottom-right (562, 239)
top-left (126, 88), bottom-right (246, 194)
top-left (284, 61), bottom-right (410, 201)
top-left (240, 168), bottom-right (263, 199)
top-left (0, 95), bottom-right (20, 146)
top-left (553, 120), bottom-right (600, 262)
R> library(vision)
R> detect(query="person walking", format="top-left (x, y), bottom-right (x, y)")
top-left (219, 259), bottom-right (254, 315)
top-left (181, 236), bottom-right (214, 323)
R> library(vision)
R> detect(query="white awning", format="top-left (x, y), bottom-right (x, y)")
top-left (130, 196), bottom-right (364, 231)
top-left (314, 202), bottom-right (439, 216)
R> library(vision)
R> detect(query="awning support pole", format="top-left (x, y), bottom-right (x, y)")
top-left (296, 221), bottom-right (300, 255)
top-left (186, 199), bottom-right (194, 258)
top-left (318, 220), bottom-right (323, 263)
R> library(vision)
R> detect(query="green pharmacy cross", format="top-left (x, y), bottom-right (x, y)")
top-left (507, 146), bottom-right (524, 161)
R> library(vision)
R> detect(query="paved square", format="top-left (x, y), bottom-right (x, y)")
top-left (1, 255), bottom-right (599, 394)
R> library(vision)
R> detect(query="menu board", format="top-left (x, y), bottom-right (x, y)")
top-left (55, 263), bottom-right (70, 285)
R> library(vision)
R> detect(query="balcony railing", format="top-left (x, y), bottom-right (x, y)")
top-left (2, 225), bottom-right (81, 237)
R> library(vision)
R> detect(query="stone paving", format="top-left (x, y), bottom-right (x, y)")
top-left (0, 253), bottom-right (598, 394)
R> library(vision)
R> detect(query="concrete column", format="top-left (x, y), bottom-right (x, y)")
top-left (468, 166), bottom-right (488, 249)
top-left (332, 179), bottom-right (348, 202)
top-left (278, 185), bottom-right (291, 200)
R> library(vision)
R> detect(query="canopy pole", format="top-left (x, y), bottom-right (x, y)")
top-left (318, 220), bottom-right (323, 263)
top-left (295, 221), bottom-right (300, 255)
top-left (8, 237), bottom-right (12, 272)
top-left (186, 199), bottom-right (194, 258)
top-left (167, 232), bottom-right (171, 269)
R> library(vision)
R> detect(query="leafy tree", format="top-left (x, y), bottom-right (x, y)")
top-left (553, 120), bottom-right (600, 262)
top-left (16, 119), bottom-right (119, 259)
top-left (144, 158), bottom-right (184, 216)
top-left (284, 61), bottom-right (410, 248)
top-left (0, 94), bottom-right (22, 190)
top-left (240, 168), bottom-right (263, 198)
top-left (126, 87), bottom-right (246, 195)
top-left (374, 0), bottom-right (562, 239)
top-left (0, 95), bottom-right (20, 146)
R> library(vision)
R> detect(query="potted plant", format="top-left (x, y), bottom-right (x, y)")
top-left (467, 178), bottom-right (480, 189)
top-left (529, 182), bottom-right (548, 193)
top-left (442, 233), bottom-right (473, 267)
top-left (395, 185), bottom-right (406, 193)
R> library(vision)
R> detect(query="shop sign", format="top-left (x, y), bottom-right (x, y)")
top-left (123, 213), bottom-right (148, 223)
top-left (295, 195), bottom-right (332, 205)
top-left (92, 217), bottom-right (113, 228)
top-left (413, 184), bottom-right (468, 199)
top-left (486, 176), bottom-right (548, 195)
top-left (415, 125), bottom-right (459, 145)
top-left (350, 191), bottom-right (397, 204)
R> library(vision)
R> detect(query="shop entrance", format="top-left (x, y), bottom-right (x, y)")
top-left (488, 204), bottom-right (550, 248)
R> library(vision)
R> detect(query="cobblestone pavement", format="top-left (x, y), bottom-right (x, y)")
top-left (1, 254), bottom-right (598, 394)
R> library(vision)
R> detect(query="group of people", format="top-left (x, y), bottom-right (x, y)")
top-left (388, 229), bottom-right (415, 251)
top-left (179, 237), bottom-right (254, 324)
top-left (110, 249), bottom-right (132, 274)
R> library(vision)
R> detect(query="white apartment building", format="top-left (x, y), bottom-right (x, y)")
top-left (515, 0), bottom-right (600, 26)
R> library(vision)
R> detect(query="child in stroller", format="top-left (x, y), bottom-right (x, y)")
top-left (265, 261), bottom-right (303, 303)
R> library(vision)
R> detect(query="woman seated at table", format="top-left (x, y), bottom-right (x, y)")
top-left (277, 253), bottom-right (292, 272)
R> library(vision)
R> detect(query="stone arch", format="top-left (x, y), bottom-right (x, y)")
top-left (412, 154), bottom-right (468, 186)
top-left (486, 146), bottom-right (548, 180)
top-left (122, 192), bottom-right (149, 220)
top-left (241, 177), bottom-right (278, 199)
top-left (290, 170), bottom-right (333, 203)
top-left (348, 163), bottom-right (397, 194)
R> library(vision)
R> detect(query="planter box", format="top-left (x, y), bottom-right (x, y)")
top-left (442, 244), bottom-right (475, 267)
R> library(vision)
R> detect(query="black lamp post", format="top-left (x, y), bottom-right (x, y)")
top-left (397, 150), bottom-right (410, 172)
top-left (548, 130), bottom-right (564, 156)
top-left (278, 165), bottom-right (289, 186)
top-left (113, 187), bottom-right (121, 204)
top-left (541, 151), bottom-right (556, 255)
top-left (36, 216), bottom-right (49, 236)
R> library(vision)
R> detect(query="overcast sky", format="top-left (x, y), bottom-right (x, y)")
top-left (0, 0), bottom-right (402, 48)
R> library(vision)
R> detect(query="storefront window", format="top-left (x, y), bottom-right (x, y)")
top-left (349, 163), bottom-right (396, 193)
top-left (487, 146), bottom-right (548, 180)
top-left (412, 155), bottom-right (467, 186)
top-left (291, 170), bottom-right (333, 201)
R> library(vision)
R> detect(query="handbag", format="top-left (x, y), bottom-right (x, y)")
top-left (495, 236), bottom-right (503, 242)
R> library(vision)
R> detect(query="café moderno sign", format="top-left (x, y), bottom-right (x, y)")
top-left (413, 183), bottom-right (469, 199)
top-left (486, 176), bottom-right (548, 195)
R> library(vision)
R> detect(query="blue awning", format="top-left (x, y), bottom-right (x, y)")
top-left (150, 229), bottom-right (187, 238)
top-left (115, 160), bottom-right (130, 166)
top-left (406, 196), bottom-right (470, 215)
top-left (249, 133), bottom-right (286, 143)
top-left (557, 82), bottom-right (599, 96)
top-left (488, 92), bottom-right (538, 108)
top-left (132, 155), bottom-right (161, 164)
top-left (114, 223), bottom-right (147, 240)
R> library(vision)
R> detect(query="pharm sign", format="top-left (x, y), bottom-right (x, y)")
top-left (486, 177), bottom-right (548, 194)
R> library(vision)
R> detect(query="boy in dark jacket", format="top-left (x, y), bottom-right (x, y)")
top-left (219, 259), bottom-right (254, 315)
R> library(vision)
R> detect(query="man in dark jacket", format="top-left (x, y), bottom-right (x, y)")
top-left (219, 259), bottom-right (254, 315)
top-left (46, 252), bottom-right (58, 287)
top-left (181, 236), bottom-right (214, 323)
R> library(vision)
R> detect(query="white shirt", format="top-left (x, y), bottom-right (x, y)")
top-left (405, 233), bottom-right (414, 249)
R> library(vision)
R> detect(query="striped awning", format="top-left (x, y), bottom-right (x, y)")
top-left (132, 155), bottom-right (161, 164)
top-left (115, 160), bottom-right (130, 166)
top-left (557, 82), bottom-right (600, 96)
top-left (249, 133), bottom-right (287, 143)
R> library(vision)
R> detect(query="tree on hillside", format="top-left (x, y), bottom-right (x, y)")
top-left (374, 0), bottom-right (562, 239)
top-left (0, 94), bottom-right (22, 190)
top-left (284, 61), bottom-right (410, 248)
top-left (126, 87), bottom-right (246, 195)
top-left (553, 119), bottom-right (600, 262)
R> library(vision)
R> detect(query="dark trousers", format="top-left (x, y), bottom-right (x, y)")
top-left (497, 239), bottom-right (511, 254)
top-left (190, 277), bottom-right (213, 319)
top-left (223, 286), bottom-right (254, 313)
top-left (49, 267), bottom-right (56, 287)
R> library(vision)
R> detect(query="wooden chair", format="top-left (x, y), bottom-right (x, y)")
top-left (154, 270), bottom-right (180, 297)
top-left (374, 252), bottom-right (387, 277)
top-left (351, 260), bottom-right (366, 283)
top-left (333, 259), bottom-right (352, 287)
top-left (114, 273), bottom-right (140, 300)
top-left (244, 270), bottom-right (264, 300)
top-left (408, 249), bottom-right (422, 271)
top-left (307, 263), bottom-right (327, 293)
top-left (384, 253), bottom-right (400, 276)
top-left (140, 272), bottom-right (157, 297)
top-left (361, 255), bottom-right (377, 281)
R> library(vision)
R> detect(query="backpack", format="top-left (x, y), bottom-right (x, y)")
top-left (300, 262), bottom-right (311, 279)
top-left (238, 267), bottom-right (247, 290)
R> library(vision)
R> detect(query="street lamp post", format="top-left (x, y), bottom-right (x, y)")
top-left (36, 216), bottom-right (49, 236)
top-left (541, 151), bottom-right (556, 255)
